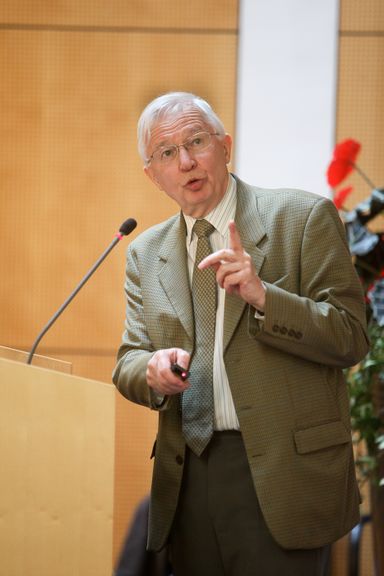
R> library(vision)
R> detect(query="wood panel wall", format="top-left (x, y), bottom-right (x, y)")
top-left (336, 0), bottom-right (384, 212)
top-left (0, 1), bottom-right (239, 569)
top-left (331, 1), bottom-right (384, 575)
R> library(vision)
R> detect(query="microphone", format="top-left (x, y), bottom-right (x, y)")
top-left (27, 218), bottom-right (137, 365)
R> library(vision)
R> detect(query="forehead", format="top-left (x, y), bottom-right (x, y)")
top-left (148, 109), bottom-right (211, 149)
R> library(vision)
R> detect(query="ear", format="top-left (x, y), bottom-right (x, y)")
top-left (144, 165), bottom-right (163, 191)
top-left (222, 133), bottom-right (232, 164)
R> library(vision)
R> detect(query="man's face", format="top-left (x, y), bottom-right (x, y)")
top-left (144, 109), bottom-right (232, 218)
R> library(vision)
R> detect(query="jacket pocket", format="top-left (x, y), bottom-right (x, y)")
top-left (294, 420), bottom-right (350, 454)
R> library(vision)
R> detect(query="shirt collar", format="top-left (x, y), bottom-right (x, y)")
top-left (183, 174), bottom-right (237, 243)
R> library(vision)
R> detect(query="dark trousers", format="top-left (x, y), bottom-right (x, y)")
top-left (169, 431), bottom-right (330, 576)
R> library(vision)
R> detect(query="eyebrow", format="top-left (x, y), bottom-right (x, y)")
top-left (152, 125), bottom-right (206, 149)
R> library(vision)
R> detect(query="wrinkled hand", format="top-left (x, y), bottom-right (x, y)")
top-left (199, 220), bottom-right (265, 310)
top-left (146, 348), bottom-right (191, 396)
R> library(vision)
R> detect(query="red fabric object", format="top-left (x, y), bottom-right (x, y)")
top-left (327, 139), bottom-right (361, 187)
top-left (333, 139), bottom-right (361, 161)
top-left (327, 160), bottom-right (354, 187)
top-left (333, 186), bottom-right (353, 209)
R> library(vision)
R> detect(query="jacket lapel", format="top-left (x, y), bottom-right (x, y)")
top-left (158, 214), bottom-right (194, 346)
top-left (223, 178), bottom-right (266, 352)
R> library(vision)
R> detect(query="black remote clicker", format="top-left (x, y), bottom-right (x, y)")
top-left (170, 363), bottom-right (190, 381)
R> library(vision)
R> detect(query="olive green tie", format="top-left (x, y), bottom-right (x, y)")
top-left (182, 219), bottom-right (216, 456)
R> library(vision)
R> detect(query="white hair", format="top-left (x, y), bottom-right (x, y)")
top-left (137, 92), bottom-right (226, 165)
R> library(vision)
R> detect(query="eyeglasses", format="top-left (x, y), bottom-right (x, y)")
top-left (146, 131), bottom-right (220, 166)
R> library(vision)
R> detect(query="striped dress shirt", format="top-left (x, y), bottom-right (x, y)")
top-left (183, 175), bottom-right (240, 431)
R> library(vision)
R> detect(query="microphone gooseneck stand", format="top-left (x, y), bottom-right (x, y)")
top-left (27, 218), bottom-right (137, 365)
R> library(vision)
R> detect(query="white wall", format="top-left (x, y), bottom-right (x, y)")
top-left (236, 0), bottom-right (339, 197)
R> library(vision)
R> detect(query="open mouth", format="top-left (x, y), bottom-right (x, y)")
top-left (185, 177), bottom-right (203, 190)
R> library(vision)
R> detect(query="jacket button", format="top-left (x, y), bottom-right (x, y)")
top-left (272, 324), bottom-right (279, 332)
top-left (175, 455), bottom-right (184, 465)
top-left (280, 326), bottom-right (287, 335)
top-left (296, 331), bottom-right (303, 339)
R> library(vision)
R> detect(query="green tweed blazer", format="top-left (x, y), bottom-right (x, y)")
top-left (113, 175), bottom-right (369, 551)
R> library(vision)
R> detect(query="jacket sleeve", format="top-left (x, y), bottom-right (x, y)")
top-left (112, 245), bottom-right (164, 410)
top-left (249, 197), bottom-right (370, 368)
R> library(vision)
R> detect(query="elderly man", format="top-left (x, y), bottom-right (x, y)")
top-left (113, 92), bottom-right (369, 576)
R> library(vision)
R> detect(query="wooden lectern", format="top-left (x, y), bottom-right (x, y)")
top-left (0, 346), bottom-right (115, 576)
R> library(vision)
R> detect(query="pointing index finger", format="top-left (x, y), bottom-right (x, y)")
top-left (229, 220), bottom-right (243, 252)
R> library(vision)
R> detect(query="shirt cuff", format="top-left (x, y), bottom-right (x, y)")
top-left (153, 393), bottom-right (165, 406)
top-left (253, 281), bottom-right (266, 321)
top-left (254, 308), bottom-right (265, 321)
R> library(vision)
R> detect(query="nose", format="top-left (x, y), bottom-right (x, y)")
top-left (178, 145), bottom-right (196, 170)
